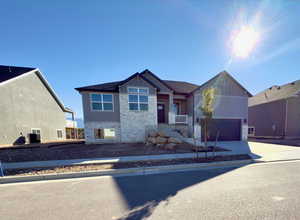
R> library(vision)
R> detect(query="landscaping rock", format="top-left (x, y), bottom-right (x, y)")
top-left (148, 130), bottom-right (158, 137)
top-left (168, 137), bottom-right (182, 144)
top-left (156, 137), bottom-right (168, 144)
top-left (148, 137), bottom-right (157, 144)
top-left (157, 130), bottom-right (168, 137)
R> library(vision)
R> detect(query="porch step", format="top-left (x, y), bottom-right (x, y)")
top-left (183, 138), bottom-right (202, 146)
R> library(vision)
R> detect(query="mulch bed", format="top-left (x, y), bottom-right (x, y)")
top-left (0, 142), bottom-right (228, 163)
top-left (4, 154), bottom-right (251, 176)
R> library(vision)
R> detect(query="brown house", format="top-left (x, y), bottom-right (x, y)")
top-left (248, 80), bottom-right (300, 139)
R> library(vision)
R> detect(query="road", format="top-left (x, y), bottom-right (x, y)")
top-left (1, 161), bottom-right (300, 220)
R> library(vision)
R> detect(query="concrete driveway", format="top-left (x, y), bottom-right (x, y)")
top-left (215, 141), bottom-right (300, 162)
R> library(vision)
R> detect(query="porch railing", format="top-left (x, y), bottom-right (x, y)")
top-left (175, 115), bottom-right (188, 124)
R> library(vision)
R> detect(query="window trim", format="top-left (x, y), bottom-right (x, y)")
top-left (56, 129), bottom-right (63, 139)
top-left (127, 87), bottom-right (149, 111)
top-left (31, 128), bottom-right (41, 134)
top-left (90, 93), bottom-right (114, 112)
top-left (248, 126), bottom-right (255, 136)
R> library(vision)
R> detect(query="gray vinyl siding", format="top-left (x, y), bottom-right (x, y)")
top-left (194, 74), bottom-right (249, 97)
top-left (286, 97), bottom-right (300, 138)
top-left (81, 91), bottom-right (120, 122)
top-left (248, 100), bottom-right (286, 137)
top-left (193, 74), bottom-right (248, 121)
top-left (141, 72), bottom-right (172, 93)
top-left (0, 72), bottom-right (66, 145)
top-left (194, 94), bottom-right (248, 120)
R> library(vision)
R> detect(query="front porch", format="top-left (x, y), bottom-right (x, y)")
top-left (157, 94), bottom-right (189, 125)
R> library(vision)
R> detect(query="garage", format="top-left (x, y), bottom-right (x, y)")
top-left (201, 119), bottom-right (241, 141)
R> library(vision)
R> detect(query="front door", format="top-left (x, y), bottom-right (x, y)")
top-left (157, 104), bottom-right (165, 123)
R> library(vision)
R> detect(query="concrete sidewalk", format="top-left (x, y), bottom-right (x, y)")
top-left (3, 141), bottom-right (300, 170)
top-left (2, 150), bottom-right (237, 170)
top-left (215, 141), bottom-right (300, 162)
top-left (0, 159), bottom-right (253, 184)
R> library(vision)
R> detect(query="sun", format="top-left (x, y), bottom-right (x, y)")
top-left (232, 26), bottom-right (259, 58)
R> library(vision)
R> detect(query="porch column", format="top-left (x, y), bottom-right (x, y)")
top-left (168, 93), bottom-right (175, 124)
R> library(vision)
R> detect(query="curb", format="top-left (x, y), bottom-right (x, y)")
top-left (2, 152), bottom-right (235, 170)
top-left (0, 159), bottom-right (253, 185)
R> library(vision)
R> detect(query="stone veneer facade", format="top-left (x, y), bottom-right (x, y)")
top-left (119, 93), bottom-right (158, 142)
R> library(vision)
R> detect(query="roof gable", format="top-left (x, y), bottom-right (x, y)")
top-left (140, 69), bottom-right (173, 93)
top-left (75, 71), bottom-right (161, 93)
top-left (192, 71), bottom-right (252, 97)
top-left (0, 65), bottom-right (71, 113)
top-left (0, 65), bottom-right (35, 84)
top-left (249, 79), bottom-right (300, 106)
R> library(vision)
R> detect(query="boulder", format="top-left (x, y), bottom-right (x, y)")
top-left (156, 136), bottom-right (168, 144)
top-left (157, 130), bottom-right (168, 137)
top-left (148, 137), bottom-right (157, 144)
top-left (168, 137), bottom-right (182, 144)
top-left (148, 130), bottom-right (158, 137)
top-left (165, 143), bottom-right (176, 150)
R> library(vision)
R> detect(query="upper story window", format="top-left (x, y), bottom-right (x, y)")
top-left (128, 87), bottom-right (149, 111)
top-left (90, 93), bottom-right (113, 111)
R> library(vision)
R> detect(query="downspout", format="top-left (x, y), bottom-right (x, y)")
top-left (192, 93), bottom-right (195, 138)
top-left (284, 99), bottom-right (288, 139)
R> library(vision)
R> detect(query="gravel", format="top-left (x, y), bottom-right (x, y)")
top-left (4, 154), bottom-right (251, 176)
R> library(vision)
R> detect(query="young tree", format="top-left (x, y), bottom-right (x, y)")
top-left (200, 87), bottom-right (216, 149)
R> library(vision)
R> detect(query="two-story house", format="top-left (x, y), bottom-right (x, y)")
top-left (76, 69), bottom-right (251, 143)
top-left (0, 65), bottom-right (74, 145)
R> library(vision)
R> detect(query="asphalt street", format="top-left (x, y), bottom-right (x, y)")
top-left (1, 160), bottom-right (300, 220)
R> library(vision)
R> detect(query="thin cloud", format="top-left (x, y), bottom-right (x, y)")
top-left (255, 37), bottom-right (300, 65)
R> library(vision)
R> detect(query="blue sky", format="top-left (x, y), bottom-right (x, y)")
top-left (1, 0), bottom-right (299, 118)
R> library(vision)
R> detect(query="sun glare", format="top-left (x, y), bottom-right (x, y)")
top-left (232, 26), bottom-right (259, 58)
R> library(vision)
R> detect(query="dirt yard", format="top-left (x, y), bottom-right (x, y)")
top-left (0, 142), bottom-right (228, 163)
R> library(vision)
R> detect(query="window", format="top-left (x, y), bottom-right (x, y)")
top-left (57, 129), bottom-right (63, 139)
top-left (173, 103), bottom-right (180, 115)
top-left (248, 127), bottom-right (255, 136)
top-left (90, 93), bottom-right (113, 111)
top-left (31, 128), bottom-right (41, 139)
top-left (94, 128), bottom-right (116, 139)
top-left (128, 87), bottom-right (149, 111)
top-left (31, 129), bottom-right (40, 135)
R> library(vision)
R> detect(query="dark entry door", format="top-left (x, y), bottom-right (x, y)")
top-left (157, 104), bottom-right (165, 123)
top-left (201, 119), bottom-right (241, 141)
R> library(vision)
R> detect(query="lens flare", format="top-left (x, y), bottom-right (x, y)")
top-left (232, 26), bottom-right (259, 58)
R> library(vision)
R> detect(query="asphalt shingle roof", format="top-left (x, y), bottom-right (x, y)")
top-left (163, 80), bottom-right (199, 94)
top-left (75, 81), bottom-right (122, 92)
top-left (75, 71), bottom-right (199, 94)
top-left (0, 65), bottom-right (35, 83)
top-left (249, 80), bottom-right (300, 106)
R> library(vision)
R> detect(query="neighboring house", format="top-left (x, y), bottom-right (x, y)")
top-left (248, 80), bottom-right (300, 139)
top-left (0, 65), bottom-right (74, 145)
top-left (76, 69), bottom-right (251, 143)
